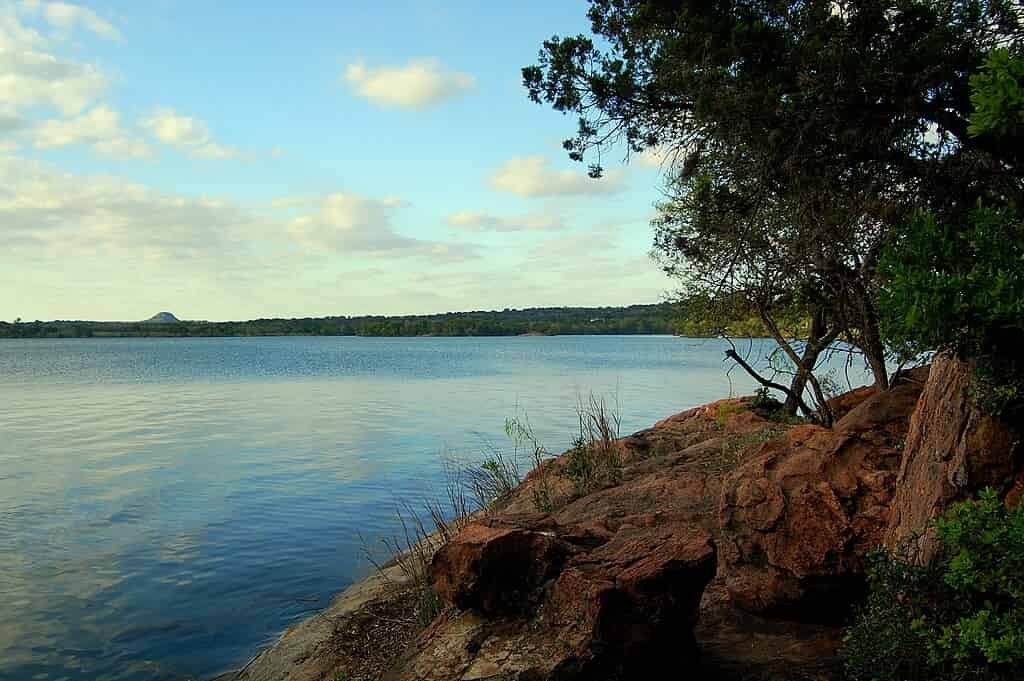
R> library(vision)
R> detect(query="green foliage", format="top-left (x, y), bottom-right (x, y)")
top-left (672, 291), bottom-right (811, 339)
top-left (526, 0), bottom-right (1022, 397)
top-left (560, 395), bottom-right (623, 499)
top-left (562, 435), bottom-right (619, 496)
top-left (969, 364), bottom-right (1023, 419)
top-left (714, 402), bottom-right (744, 429)
top-left (933, 490), bottom-right (1024, 666)
top-left (969, 49), bottom-right (1024, 139)
top-left (415, 587), bottom-right (442, 630)
top-left (842, 490), bottom-right (1024, 680)
top-left (879, 205), bottom-right (1024, 415)
top-left (748, 386), bottom-right (802, 424)
top-left (502, 414), bottom-right (556, 513)
top-left (880, 206), bottom-right (1024, 359)
top-left (879, 45), bottom-right (1024, 416)
top-left (524, 394), bottom-right (624, 507)
top-left (842, 547), bottom-right (950, 681)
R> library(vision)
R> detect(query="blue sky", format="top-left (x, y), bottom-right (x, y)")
top-left (1, 0), bottom-right (674, 321)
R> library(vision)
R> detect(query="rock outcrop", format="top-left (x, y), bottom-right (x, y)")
top-left (232, 363), bottom-right (1024, 681)
top-left (385, 399), bottom-right (844, 680)
top-left (718, 371), bottom-right (927, 616)
top-left (401, 515), bottom-right (716, 680)
top-left (884, 354), bottom-right (1020, 561)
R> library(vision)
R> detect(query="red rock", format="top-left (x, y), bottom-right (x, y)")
top-left (547, 524), bottom-right (716, 676)
top-left (884, 354), bottom-right (1019, 561)
top-left (391, 394), bottom-right (856, 679)
top-left (719, 375), bottom-right (926, 616)
top-left (1006, 472), bottom-right (1024, 509)
top-left (835, 366), bottom-right (929, 440)
top-left (827, 384), bottom-right (875, 422)
top-left (431, 519), bottom-right (571, 616)
top-left (404, 521), bottom-right (715, 680)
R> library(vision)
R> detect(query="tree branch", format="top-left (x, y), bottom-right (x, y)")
top-left (724, 348), bottom-right (815, 418)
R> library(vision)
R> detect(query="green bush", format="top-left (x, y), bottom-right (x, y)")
top-left (879, 206), bottom-right (1024, 361)
top-left (878, 205), bottom-right (1024, 416)
top-left (842, 490), bottom-right (1024, 680)
top-left (969, 49), bottom-right (1024, 139)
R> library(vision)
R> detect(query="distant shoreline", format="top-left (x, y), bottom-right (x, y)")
top-left (0, 304), bottom-right (680, 339)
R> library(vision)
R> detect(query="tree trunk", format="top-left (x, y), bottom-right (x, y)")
top-left (851, 269), bottom-right (890, 390)
top-left (758, 306), bottom-right (838, 426)
top-left (783, 369), bottom-right (811, 415)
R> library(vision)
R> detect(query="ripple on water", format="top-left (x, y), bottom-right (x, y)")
top-left (0, 336), bottom-right (870, 681)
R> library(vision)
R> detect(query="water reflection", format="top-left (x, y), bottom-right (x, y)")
top-left (0, 336), bottom-right (866, 680)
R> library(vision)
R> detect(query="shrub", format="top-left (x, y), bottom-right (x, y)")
top-left (749, 387), bottom-right (781, 415)
top-left (842, 489), bottom-right (1024, 681)
top-left (879, 206), bottom-right (1024, 361)
top-left (879, 205), bottom-right (1024, 416)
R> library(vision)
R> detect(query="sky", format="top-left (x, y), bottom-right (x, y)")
top-left (0, 0), bottom-right (675, 322)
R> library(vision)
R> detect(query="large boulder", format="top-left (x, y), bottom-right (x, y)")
top-left (884, 354), bottom-right (1019, 561)
top-left (431, 516), bottom-right (571, 616)
top-left (718, 375), bottom-right (926, 616)
top-left (544, 522), bottom-right (716, 677)
top-left (391, 518), bottom-right (715, 680)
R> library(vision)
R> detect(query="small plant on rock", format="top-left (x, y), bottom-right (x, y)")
top-left (714, 401), bottom-right (744, 429)
top-left (502, 412), bottom-right (557, 513)
top-left (360, 465), bottom-right (474, 630)
top-left (560, 394), bottom-right (623, 498)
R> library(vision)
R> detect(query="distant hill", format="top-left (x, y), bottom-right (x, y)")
top-left (141, 312), bottom-right (180, 324)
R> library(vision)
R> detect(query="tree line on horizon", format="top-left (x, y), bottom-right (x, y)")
top-left (0, 305), bottom-right (702, 338)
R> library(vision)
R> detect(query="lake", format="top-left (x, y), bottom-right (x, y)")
top-left (0, 335), bottom-right (842, 680)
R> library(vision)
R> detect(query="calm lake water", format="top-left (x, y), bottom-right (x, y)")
top-left (0, 335), bottom-right (835, 681)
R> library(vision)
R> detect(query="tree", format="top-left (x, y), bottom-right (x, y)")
top-left (879, 49), bottom-right (1024, 417)
top-left (524, 0), bottom-right (1023, 415)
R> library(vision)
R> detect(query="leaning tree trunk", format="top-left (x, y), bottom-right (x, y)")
top-left (759, 306), bottom-right (839, 426)
top-left (783, 369), bottom-right (812, 416)
top-left (850, 262), bottom-right (890, 390)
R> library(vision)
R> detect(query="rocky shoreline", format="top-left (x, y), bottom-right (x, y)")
top-left (216, 355), bottom-right (1020, 680)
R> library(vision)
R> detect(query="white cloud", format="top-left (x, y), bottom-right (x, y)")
top-left (343, 58), bottom-right (475, 110)
top-left (0, 8), bottom-right (108, 115)
top-left (140, 108), bottom-right (209, 146)
top-left (488, 156), bottom-right (625, 198)
top-left (287, 192), bottom-right (477, 260)
top-left (92, 135), bottom-right (153, 160)
top-left (270, 196), bottom-right (309, 209)
top-left (0, 154), bottom-right (671, 320)
top-left (0, 155), bottom-right (478, 270)
top-left (0, 6), bottom-right (150, 161)
top-left (140, 108), bottom-right (244, 160)
top-left (0, 155), bottom-right (260, 260)
top-left (29, 105), bottom-right (153, 159)
top-left (22, 1), bottom-right (122, 41)
top-left (190, 141), bottom-right (243, 161)
top-left (446, 210), bottom-right (565, 232)
top-left (636, 145), bottom-right (674, 169)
